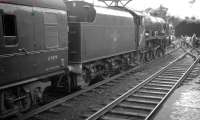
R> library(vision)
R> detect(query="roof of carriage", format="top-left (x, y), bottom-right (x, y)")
top-left (0, 0), bottom-right (66, 10)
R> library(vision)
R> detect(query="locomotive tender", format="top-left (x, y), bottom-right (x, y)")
top-left (0, 0), bottom-right (171, 118)
top-left (66, 1), bottom-right (141, 87)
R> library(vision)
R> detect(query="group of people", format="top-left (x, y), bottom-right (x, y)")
top-left (181, 34), bottom-right (200, 48)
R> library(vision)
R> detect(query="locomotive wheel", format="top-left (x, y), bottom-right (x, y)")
top-left (153, 49), bottom-right (157, 59)
top-left (58, 75), bottom-right (73, 93)
top-left (75, 72), bottom-right (91, 89)
top-left (42, 87), bottom-right (52, 104)
top-left (151, 50), bottom-right (156, 59)
top-left (140, 52), bottom-right (145, 63)
top-left (102, 62), bottom-right (111, 79)
top-left (146, 51), bottom-right (154, 61)
top-left (0, 88), bottom-right (32, 117)
top-left (144, 51), bottom-right (152, 62)
top-left (19, 89), bottom-right (32, 112)
top-left (49, 74), bottom-right (75, 93)
top-left (0, 91), bottom-right (17, 118)
top-left (156, 48), bottom-right (163, 57)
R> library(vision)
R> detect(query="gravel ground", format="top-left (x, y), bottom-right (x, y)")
top-left (36, 49), bottom-right (184, 120)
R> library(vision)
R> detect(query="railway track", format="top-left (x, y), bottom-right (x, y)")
top-left (18, 49), bottom-right (180, 120)
top-left (18, 48), bottom-right (179, 120)
top-left (85, 53), bottom-right (200, 120)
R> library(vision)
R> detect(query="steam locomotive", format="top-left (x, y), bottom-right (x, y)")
top-left (0, 0), bottom-right (172, 118)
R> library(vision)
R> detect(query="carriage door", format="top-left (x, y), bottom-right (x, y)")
top-left (0, 6), bottom-right (21, 82)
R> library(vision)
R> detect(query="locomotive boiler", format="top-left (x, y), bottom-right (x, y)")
top-left (139, 13), bottom-right (170, 61)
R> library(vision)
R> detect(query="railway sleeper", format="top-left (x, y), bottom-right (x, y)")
top-left (102, 112), bottom-right (145, 120)
top-left (150, 80), bottom-right (176, 85)
top-left (142, 86), bottom-right (171, 91)
top-left (156, 75), bottom-right (181, 79)
top-left (160, 73), bottom-right (183, 77)
top-left (138, 90), bottom-right (167, 96)
top-left (140, 87), bottom-right (170, 93)
top-left (153, 78), bottom-right (178, 82)
top-left (101, 115), bottom-right (131, 120)
top-left (147, 83), bottom-right (174, 88)
top-left (118, 103), bottom-right (153, 111)
top-left (128, 95), bottom-right (161, 103)
top-left (109, 108), bottom-right (147, 118)
top-left (131, 94), bottom-right (163, 100)
top-left (125, 98), bottom-right (159, 105)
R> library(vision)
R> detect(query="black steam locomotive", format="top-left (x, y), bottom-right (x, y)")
top-left (0, 0), bottom-right (172, 118)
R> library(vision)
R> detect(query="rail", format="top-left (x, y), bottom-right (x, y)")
top-left (86, 53), bottom-right (200, 120)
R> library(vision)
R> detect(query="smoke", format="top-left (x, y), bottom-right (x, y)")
top-left (189, 0), bottom-right (196, 4)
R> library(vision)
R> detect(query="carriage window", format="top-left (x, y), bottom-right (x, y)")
top-left (2, 14), bottom-right (18, 46)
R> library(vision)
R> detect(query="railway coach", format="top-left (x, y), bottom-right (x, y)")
top-left (0, 0), bottom-right (69, 118)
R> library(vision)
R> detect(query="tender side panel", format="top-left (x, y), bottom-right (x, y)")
top-left (81, 11), bottom-right (136, 62)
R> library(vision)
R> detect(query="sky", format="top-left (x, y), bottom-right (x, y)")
top-left (83, 0), bottom-right (200, 19)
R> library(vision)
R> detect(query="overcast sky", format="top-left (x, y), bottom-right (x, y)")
top-left (83, 0), bottom-right (200, 19)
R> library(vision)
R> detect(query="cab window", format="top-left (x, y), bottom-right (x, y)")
top-left (2, 14), bottom-right (18, 46)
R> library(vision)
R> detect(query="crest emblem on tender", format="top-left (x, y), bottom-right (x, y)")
top-left (111, 30), bottom-right (120, 42)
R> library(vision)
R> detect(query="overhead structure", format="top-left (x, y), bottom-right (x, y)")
top-left (98, 0), bottom-right (133, 7)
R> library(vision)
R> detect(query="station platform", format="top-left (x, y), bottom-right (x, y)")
top-left (154, 75), bottom-right (200, 120)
